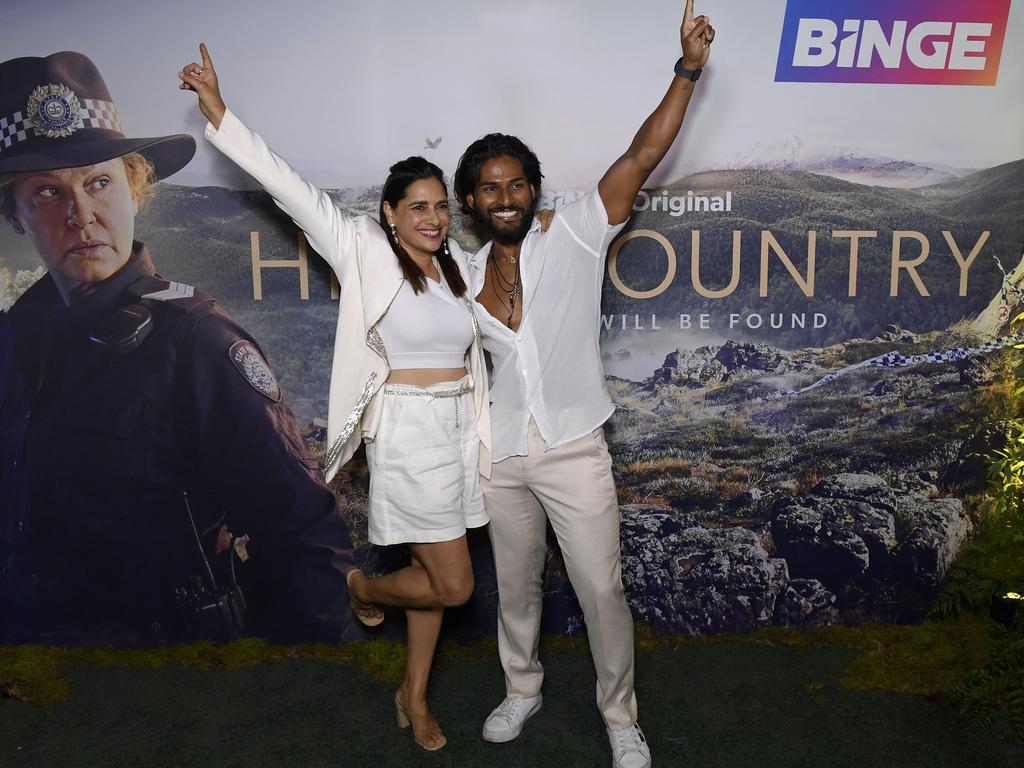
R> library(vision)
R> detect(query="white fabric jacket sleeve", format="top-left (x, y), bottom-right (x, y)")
top-left (205, 109), bottom-right (357, 277)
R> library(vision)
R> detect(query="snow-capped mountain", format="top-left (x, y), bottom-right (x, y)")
top-left (711, 136), bottom-right (976, 188)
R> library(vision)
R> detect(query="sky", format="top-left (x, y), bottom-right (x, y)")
top-left (2, 0), bottom-right (1022, 189)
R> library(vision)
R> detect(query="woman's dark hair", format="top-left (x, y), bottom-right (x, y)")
top-left (379, 156), bottom-right (466, 297)
top-left (453, 133), bottom-right (544, 214)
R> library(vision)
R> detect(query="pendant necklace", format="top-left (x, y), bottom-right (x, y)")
top-left (490, 256), bottom-right (521, 328)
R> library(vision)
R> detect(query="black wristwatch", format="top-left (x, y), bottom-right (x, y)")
top-left (674, 58), bottom-right (702, 81)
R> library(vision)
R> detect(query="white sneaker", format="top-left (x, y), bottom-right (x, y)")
top-left (607, 723), bottom-right (651, 768)
top-left (481, 694), bottom-right (542, 743)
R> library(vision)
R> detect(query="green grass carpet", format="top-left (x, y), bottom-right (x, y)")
top-left (2, 641), bottom-right (1022, 768)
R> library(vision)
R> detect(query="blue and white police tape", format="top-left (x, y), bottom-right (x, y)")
top-left (771, 332), bottom-right (1024, 399)
top-left (993, 254), bottom-right (1024, 303)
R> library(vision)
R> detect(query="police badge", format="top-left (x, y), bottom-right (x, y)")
top-left (26, 83), bottom-right (81, 138)
top-left (228, 340), bottom-right (281, 402)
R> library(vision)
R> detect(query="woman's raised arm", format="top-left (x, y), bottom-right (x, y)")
top-left (178, 43), bottom-right (358, 276)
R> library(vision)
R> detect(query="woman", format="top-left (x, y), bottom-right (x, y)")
top-left (179, 43), bottom-right (510, 751)
top-left (0, 50), bottom-right (354, 648)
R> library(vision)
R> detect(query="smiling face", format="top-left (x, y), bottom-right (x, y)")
top-left (9, 158), bottom-right (137, 301)
top-left (466, 155), bottom-right (537, 245)
top-left (383, 177), bottom-right (451, 262)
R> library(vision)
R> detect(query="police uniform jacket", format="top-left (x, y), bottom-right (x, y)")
top-left (0, 246), bottom-right (353, 646)
top-left (205, 110), bottom-right (493, 481)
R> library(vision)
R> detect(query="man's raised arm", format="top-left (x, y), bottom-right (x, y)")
top-left (598, 0), bottom-right (715, 225)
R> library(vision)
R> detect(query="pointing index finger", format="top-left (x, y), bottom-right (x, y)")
top-left (684, 0), bottom-right (695, 25)
top-left (200, 42), bottom-right (213, 70)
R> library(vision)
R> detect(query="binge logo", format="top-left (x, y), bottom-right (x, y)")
top-left (775, 0), bottom-right (1011, 85)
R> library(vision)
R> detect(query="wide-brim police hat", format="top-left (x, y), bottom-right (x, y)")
top-left (0, 51), bottom-right (195, 179)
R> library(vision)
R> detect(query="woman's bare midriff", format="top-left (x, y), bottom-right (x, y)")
top-left (386, 367), bottom-right (468, 387)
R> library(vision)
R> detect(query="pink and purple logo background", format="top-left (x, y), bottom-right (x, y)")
top-left (775, 0), bottom-right (1011, 85)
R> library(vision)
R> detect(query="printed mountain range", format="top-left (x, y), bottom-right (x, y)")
top-left (603, 159), bottom-right (1022, 348)
top-left (1, 159), bottom-right (1021, 429)
top-left (708, 136), bottom-right (978, 188)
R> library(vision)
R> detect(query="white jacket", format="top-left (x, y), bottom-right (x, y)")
top-left (206, 109), bottom-right (491, 482)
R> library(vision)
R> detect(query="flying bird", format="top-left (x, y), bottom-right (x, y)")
top-left (424, 137), bottom-right (442, 149)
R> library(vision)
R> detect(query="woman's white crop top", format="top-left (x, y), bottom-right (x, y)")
top-left (376, 272), bottom-right (474, 370)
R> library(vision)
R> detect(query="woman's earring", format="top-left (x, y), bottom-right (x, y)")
top-left (390, 222), bottom-right (398, 241)
top-left (443, 238), bottom-right (450, 257)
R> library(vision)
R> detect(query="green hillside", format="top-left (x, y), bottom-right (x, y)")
top-left (605, 161), bottom-right (1023, 345)
top-left (2, 162), bottom-right (1021, 423)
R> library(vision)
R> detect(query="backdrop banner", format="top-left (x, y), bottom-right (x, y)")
top-left (1, 0), bottom-right (1022, 644)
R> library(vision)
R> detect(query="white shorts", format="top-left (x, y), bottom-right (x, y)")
top-left (364, 376), bottom-right (487, 545)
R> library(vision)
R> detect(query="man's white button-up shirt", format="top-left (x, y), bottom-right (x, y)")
top-left (468, 188), bottom-right (627, 462)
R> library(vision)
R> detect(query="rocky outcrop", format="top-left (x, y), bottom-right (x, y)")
top-left (769, 473), bottom-right (971, 620)
top-left (648, 341), bottom-right (798, 390)
top-left (774, 578), bottom-right (839, 628)
top-left (892, 497), bottom-right (972, 600)
top-left (876, 324), bottom-right (920, 344)
top-left (620, 505), bottom-right (790, 635)
top-left (529, 473), bottom-right (969, 636)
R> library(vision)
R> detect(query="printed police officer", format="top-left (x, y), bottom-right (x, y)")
top-left (0, 51), bottom-right (354, 646)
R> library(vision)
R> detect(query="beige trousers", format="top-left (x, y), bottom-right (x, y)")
top-left (482, 420), bottom-right (638, 729)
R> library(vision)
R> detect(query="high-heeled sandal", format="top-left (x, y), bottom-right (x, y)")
top-left (395, 691), bottom-right (447, 751)
top-left (345, 567), bottom-right (384, 627)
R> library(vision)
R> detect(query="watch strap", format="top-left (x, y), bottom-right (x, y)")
top-left (674, 58), bottom-right (702, 81)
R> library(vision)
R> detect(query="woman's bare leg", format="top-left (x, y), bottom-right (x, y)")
top-left (350, 535), bottom-right (474, 609)
top-left (397, 553), bottom-right (446, 749)
top-left (384, 540), bottom-right (474, 749)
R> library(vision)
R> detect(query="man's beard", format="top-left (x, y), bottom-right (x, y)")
top-left (470, 197), bottom-right (538, 245)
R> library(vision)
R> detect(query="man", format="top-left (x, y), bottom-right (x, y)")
top-left (0, 51), bottom-right (354, 647)
top-left (453, 3), bottom-right (714, 766)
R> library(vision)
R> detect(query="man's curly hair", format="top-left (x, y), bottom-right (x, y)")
top-left (453, 133), bottom-right (543, 214)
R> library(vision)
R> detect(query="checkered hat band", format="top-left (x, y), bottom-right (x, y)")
top-left (79, 98), bottom-right (122, 131)
top-left (0, 99), bottom-right (122, 154)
